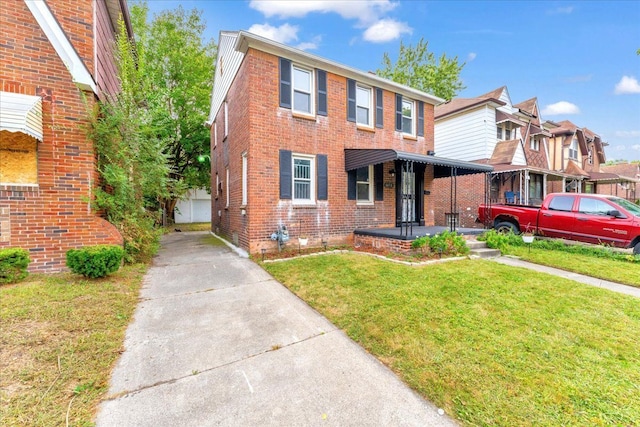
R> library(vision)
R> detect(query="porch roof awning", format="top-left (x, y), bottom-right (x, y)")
top-left (344, 149), bottom-right (493, 178)
top-left (0, 91), bottom-right (43, 141)
top-left (489, 164), bottom-right (581, 180)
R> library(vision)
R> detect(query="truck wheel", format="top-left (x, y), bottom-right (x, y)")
top-left (495, 221), bottom-right (518, 234)
top-left (634, 242), bottom-right (640, 255)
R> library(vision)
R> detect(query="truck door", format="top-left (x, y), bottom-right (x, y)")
top-left (537, 195), bottom-right (576, 239)
top-left (574, 196), bottom-right (630, 246)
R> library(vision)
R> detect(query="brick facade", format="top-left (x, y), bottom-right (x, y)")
top-left (0, 1), bottom-right (127, 272)
top-left (210, 41), bottom-right (443, 255)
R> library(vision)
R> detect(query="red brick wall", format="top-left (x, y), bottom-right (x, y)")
top-left (211, 48), bottom-right (437, 255)
top-left (431, 174), bottom-right (487, 228)
top-left (0, 1), bottom-right (122, 272)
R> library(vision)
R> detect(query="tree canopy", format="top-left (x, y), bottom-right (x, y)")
top-left (130, 2), bottom-right (217, 222)
top-left (377, 38), bottom-right (465, 101)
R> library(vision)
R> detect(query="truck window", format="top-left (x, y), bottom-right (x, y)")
top-left (548, 195), bottom-right (575, 212)
top-left (578, 198), bottom-right (614, 215)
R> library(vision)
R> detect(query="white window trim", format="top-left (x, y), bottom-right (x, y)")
top-left (214, 121), bottom-right (217, 147)
top-left (241, 152), bottom-right (248, 206)
top-left (356, 83), bottom-right (373, 127)
top-left (215, 173), bottom-right (219, 198)
top-left (291, 64), bottom-right (315, 116)
top-left (356, 165), bottom-right (374, 205)
top-left (402, 98), bottom-right (416, 136)
top-left (225, 168), bottom-right (230, 208)
top-left (292, 153), bottom-right (316, 205)
top-left (224, 101), bottom-right (229, 138)
top-left (530, 136), bottom-right (540, 151)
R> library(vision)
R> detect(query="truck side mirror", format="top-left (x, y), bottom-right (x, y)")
top-left (608, 210), bottom-right (624, 218)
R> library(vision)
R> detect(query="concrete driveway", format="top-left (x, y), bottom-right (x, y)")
top-left (95, 231), bottom-right (457, 426)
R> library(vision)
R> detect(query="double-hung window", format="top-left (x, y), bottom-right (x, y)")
top-left (356, 166), bottom-right (373, 204)
top-left (292, 66), bottom-right (313, 115)
top-left (401, 99), bottom-right (414, 135)
top-left (293, 154), bottom-right (315, 203)
top-left (569, 138), bottom-right (578, 160)
top-left (530, 136), bottom-right (540, 151)
top-left (356, 84), bottom-right (372, 126)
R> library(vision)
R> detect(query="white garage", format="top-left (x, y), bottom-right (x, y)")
top-left (174, 189), bottom-right (211, 224)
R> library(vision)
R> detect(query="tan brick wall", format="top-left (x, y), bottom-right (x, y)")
top-left (0, 1), bottom-right (122, 272)
top-left (211, 48), bottom-right (437, 255)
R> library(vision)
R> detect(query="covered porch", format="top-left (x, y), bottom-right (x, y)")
top-left (345, 148), bottom-right (493, 241)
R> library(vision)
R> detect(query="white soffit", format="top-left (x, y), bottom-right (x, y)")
top-left (0, 91), bottom-right (44, 141)
top-left (24, 0), bottom-right (97, 94)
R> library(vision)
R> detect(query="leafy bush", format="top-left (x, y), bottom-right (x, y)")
top-left (479, 230), bottom-right (640, 263)
top-left (411, 231), bottom-right (469, 257)
top-left (66, 245), bottom-right (125, 278)
top-left (0, 248), bottom-right (30, 284)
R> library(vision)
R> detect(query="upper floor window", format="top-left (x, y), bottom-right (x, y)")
top-left (401, 99), bottom-right (414, 135)
top-left (497, 123), bottom-right (512, 140)
top-left (530, 136), bottom-right (540, 151)
top-left (279, 58), bottom-right (327, 117)
top-left (569, 138), bottom-right (578, 160)
top-left (224, 102), bottom-right (228, 138)
top-left (356, 85), bottom-right (372, 126)
top-left (292, 66), bottom-right (313, 114)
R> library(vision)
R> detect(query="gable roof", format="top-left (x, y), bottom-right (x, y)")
top-left (600, 163), bottom-right (640, 179)
top-left (490, 139), bottom-right (520, 164)
top-left (564, 160), bottom-right (590, 177)
top-left (434, 96), bottom-right (504, 119)
top-left (209, 30), bottom-right (446, 124)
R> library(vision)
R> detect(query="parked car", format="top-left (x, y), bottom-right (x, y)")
top-left (478, 193), bottom-right (640, 254)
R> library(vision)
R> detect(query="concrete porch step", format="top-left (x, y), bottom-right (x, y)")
top-left (466, 239), bottom-right (501, 259)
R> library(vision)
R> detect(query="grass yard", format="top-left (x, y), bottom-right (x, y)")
top-left (504, 246), bottom-right (640, 287)
top-left (0, 265), bottom-right (145, 427)
top-left (263, 253), bottom-right (640, 427)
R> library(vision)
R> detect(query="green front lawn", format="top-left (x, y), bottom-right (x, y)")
top-left (263, 253), bottom-right (640, 426)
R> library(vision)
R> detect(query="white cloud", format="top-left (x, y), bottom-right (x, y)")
top-left (247, 23), bottom-right (299, 44)
top-left (249, 0), bottom-right (397, 24)
top-left (467, 52), bottom-right (477, 62)
top-left (363, 19), bottom-right (412, 43)
top-left (616, 130), bottom-right (640, 138)
top-left (296, 35), bottom-right (322, 51)
top-left (614, 76), bottom-right (640, 94)
top-left (632, 144), bottom-right (640, 151)
top-left (541, 101), bottom-right (581, 115)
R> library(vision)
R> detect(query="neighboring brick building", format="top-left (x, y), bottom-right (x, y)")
top-left (207, 31), bottom-right (491, 254)
top-left (0, 0), bottom-right (132, 271)
top-left (546, 120), bottom-right (638, 199)
top-left (432, 86), bottom-right (577, 227)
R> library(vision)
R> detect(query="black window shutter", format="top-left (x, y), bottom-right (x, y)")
top-left (374, 164), bottom-right (384, 201)
top-left (279, 149), bottom-right (292, 199)
top-left (395, 93), bottom-right (402, 131)
top-left (417, 101), bottom-right (424, 137)
top-left (347, 79), bottom-right (356, 122)
top-left (317, 70), bottom-right (327, 116)
top-left (375, 88), bottom-right (383, 128)
top-left (279, 58), bottom-right (291, 109)
top-left (347, 169), bottom-right (356, 200)
top-left (317, 154), bottom-right (328, 200)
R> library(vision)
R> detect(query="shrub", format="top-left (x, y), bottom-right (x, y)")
top-left (66, 245), bottom-right (125, 278)
top-left (479, 229), bottom-right (522, 251)
top-left (411, 231), bottom-right (469, 257)
top-left (0, 248), bottom-right (30, 284)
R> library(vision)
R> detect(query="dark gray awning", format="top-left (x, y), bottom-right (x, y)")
top-left (345, 149), bottom-right (493, 178)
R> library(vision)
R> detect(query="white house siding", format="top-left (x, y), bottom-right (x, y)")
top-left (207, 31), bottom-right (244, 125)
top-left (435, 105), bottom-right (494, 161)
top-left (175, 189), bottom-right (212, 224)
top-left (512, 143), bottom-right (527, 165)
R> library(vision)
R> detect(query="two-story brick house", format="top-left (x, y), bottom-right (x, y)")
top-left (546, 119), bottom-right (638, 197)
top-left (0, 0), bottom-right (131, 271)
top-left (432, 86), bottom-right (577, 227)
top-left (207, 31), bottom-right (491, 254)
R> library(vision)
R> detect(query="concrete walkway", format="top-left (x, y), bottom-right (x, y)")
top-left (95, 232), bottom-right (457, 427)
top-left (492, 256), bottom-right (640, 298)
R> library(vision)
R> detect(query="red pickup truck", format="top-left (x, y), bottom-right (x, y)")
top-left (478, 193), bottom-right (640, 254)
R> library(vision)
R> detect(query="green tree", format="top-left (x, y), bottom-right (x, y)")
top-left (377, 38), bottom-right (465, 101)
top-left (130, 3), bottom-right (216, 223)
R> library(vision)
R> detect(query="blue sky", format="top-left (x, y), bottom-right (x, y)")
top-left (140, 0), bottom-right (640, 162)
